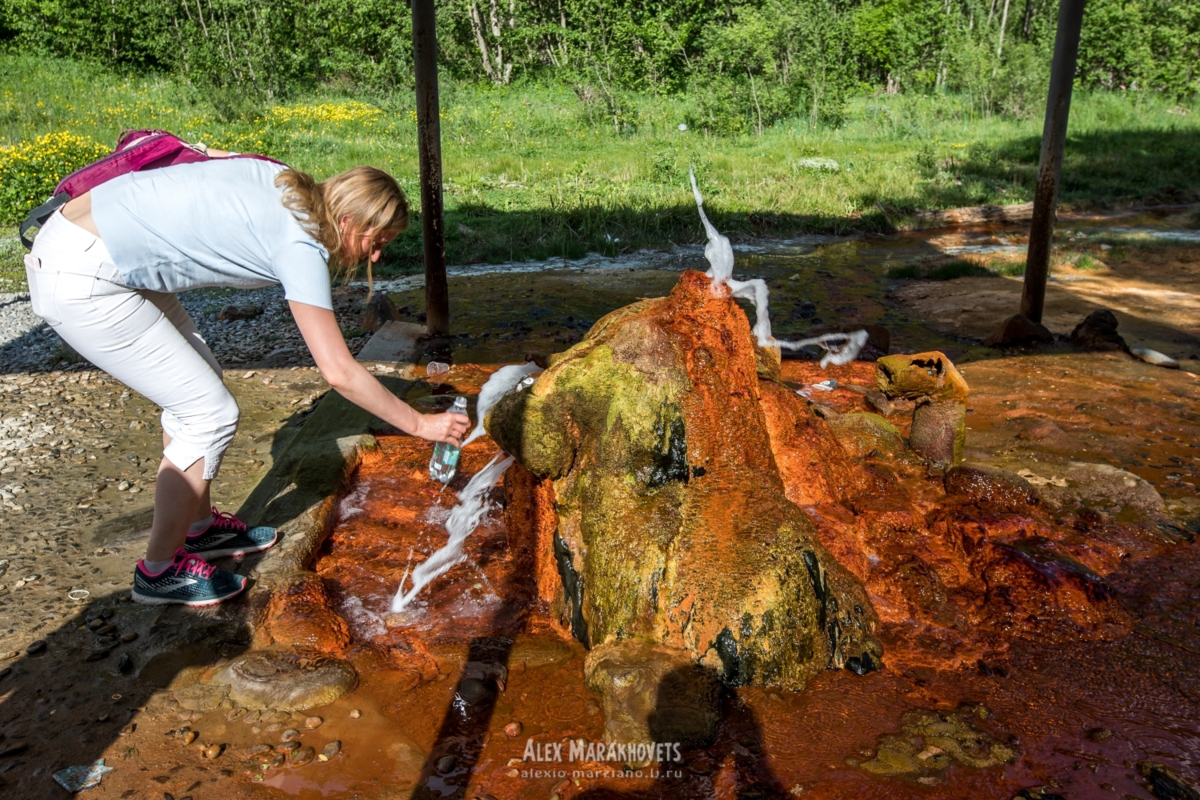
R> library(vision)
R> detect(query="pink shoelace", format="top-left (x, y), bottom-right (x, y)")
top-left (172, 549), bottom-right (216, 580)
top-left (210, 506), bottom-right (247, 532)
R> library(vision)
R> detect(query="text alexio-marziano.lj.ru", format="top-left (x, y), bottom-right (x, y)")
top-left (522, 738), bottom-right (684, 774)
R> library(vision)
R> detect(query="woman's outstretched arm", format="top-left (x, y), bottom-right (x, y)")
top-left (290, 301), bottom-right (468, 445)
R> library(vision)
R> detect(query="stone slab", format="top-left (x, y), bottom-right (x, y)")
top-left (356, 321), bottom-right (426, 364)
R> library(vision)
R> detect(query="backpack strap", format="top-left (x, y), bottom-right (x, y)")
top-left (19, 193), bottom-right (70, 250)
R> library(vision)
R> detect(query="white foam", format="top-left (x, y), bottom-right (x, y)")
top-left (690, 168), bottom-right (867, 367)
top-left (462, 362), bottom-right (542, 448)
top-left (391, 450), bottom-right (516, 612)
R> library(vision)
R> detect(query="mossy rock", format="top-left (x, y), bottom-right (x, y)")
top-left (489, 271), bottom-right (881, 690)
top-left (825, 412), bottom-right (906, 459)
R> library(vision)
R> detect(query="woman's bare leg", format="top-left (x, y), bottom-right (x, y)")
top-left (146, 455), bottom-right (210, 563)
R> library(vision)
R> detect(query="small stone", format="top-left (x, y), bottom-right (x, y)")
top-left (436, 755), bottom-right (457, 774)
top-left (1085, 728), bottom-right (1113, 743)
top-left (84, 649), bottom-right (111, 662)
top-left (320, 741), bottom-right (341, 759)
top-left (119, 631), bottom-right (138, 643)
top-left (304, 716), bottom-right (322, 729)
top-left (244, 744), bottom-right (271, 757)
top-left (504, 721), bottom-right (522, 737)
top-left (117, 653), bottom-right (133, 674)
top-left (25, 640), bottom-right (46, 655)
top-left (226, 708), bottom-right (246, 721)
top-left (119, 722), bottom-right (136, 736)
top-left (349, 709), bottom-right (361, 719)
top-left (1130, 343), bottom-right (1180, 369)
top-left (277, 741), bottom-right (301, 752)
top-left (203, 744), bottom-right (224, 759)
top-left (280, 728), bottom-right (301, 741)
top-left (290, 746), bottom-right (315, 766)
top-left (0, 741), bottom-right (28, 757)
top-left (268, 753), bottom-right (286, 769)
top-left (506, 769), bottom-right (519, 778)
top-left (181, 731), bottom-right (198, 746)
top-left (984, 314), bottom-right (1053, 348)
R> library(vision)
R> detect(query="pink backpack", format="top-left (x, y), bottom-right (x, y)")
top-left (20, 129), bottom-right (284, 248)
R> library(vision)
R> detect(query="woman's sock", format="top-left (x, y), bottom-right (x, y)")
top-left (142, 557), bottom-right (174, 574)
top-left (188, 514), bottom-right (214, 535)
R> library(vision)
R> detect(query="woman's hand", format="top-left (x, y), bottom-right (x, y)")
top-left (416, 410), bottom-right (470, 446)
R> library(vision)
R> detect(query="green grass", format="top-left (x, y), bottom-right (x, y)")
top-left (3, 52), bottom-right (1200, 287)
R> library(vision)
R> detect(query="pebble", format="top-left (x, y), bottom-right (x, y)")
top-left (25, 640), bottom-right (46, 655)
top-left (181, 730), bottom-right (198, 746)
top-left (203, 744), bottom-right (224, 759)
top-left (244, 744), bottom-right (272, 757)
top-left (504, 721), bottom-right (522, 737)
top-left (320, 741), bottom-right (341, 759)
top-left (280, 728), bottom-right (301, 741)
top-left (349, 709), bottom-right (361, 719)
top-left (1130, 343), bottom-right (1180, 369)
top-left (226, 708), bottom-right (246, 721)
top-left (119, 631), bottom-right (138, 643)
top-left (277, 741), bottom-right (301, 752)
top-left (0, 650), bottom-right (18, 660)
top-left (119, 722), bottom-right (136, 736)
top-left (435, 755), bottom-right (457, 774)
top-left (304, 716), bottom-right (323, 729)
top-left (290, 746), bottom-right (315, 766)
top-left (268, 753), bottom-right (286, 769)
top-left (117, 653), bottom-right (133, 674)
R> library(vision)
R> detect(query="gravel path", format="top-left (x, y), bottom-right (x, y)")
top-left (0, 284), bottom-right (379, 374)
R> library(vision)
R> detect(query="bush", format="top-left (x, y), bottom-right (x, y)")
top-left (0, 131), bottom-right (110, 224)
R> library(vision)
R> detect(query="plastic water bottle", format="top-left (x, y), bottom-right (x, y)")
top-left (429, 396), bottom-right (469, 483)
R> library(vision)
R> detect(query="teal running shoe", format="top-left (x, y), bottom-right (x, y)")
top-left (184, 507), bottom-right (278, 559)
top-left (132, 549), bottom-right (247, 606)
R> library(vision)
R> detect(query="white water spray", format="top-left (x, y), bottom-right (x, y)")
top-left (689, 169), bottom-right (868, 367)
top-left (462, 361), bottom-right (542, 448)
top-left (391, 362), bottom-right (543, 613)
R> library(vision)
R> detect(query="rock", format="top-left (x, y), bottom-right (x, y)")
top-left (268, 753), bottom-right (286, 769)
top-left (203, 744), bottom-right (224, 759)
top-left (435, 755), bottom-right (457, 774)
top-left (349, 709), bottom-right (361, 719)
top-left (244, 744), bottom-right (272, 757)
top-left (174, 682), bottom-right (230, 712)
top-left (209, 649), bottom-right (357, 712)
top-left (877, 352), bottom-right (969, 467)
top-left (363, 293), bottom-right (401, 333)
top-left (217, 304), bottom-right (264, 322)
top-left (320, 741), bottom-right (341, 760)
top-left (984, 314), bottom-right (1053, 348)
top-left (304, 716), bottom-right (322, 729)
top-left (1017, 420), bottom-right (1064, 441)
top-left (0, 741), bottom-right (28, 757)
top-left (486, 271), bottom-right (881, 690)
top-left (119, 723), bottom-right (136, 736)
top-left (944, 464), bottom-right (1039, 508)
top-left (281, 728), bottom-right (301, 741)
top-left (181, 730), bottom-right (198, 746)
top-left (262, 571), bottom-right (352, 653)
top-left (1085, 727), bottom-right (1113, 743)
top-left (286, 748), bottom-right (312, 767)
top-left (119, 631), bottom-right (138, 643)
top-left (504, 721), bottom-right (522, 737)
top-left (858, 706), bottom-right (1015, 778)
top-left (1070, 309), bottom-right (1127, 352)
top-left (25, 640), bottom-right (45, 655)
top-left (1137, 760), bottom-right (1199, 800)
top-left (584, 641), bottom-right (722, 750)
top-left (1130, 344), bottom-right (1180, 369)
top-left (116, 653), bottom-right (133, 674)
top-left (277, 741), bottom-right (300, 752)
top-left (825, 413), bottom-right (906, 460)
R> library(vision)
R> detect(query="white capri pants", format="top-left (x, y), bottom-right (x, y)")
top-left (25, 211), bottom-right (238, 480)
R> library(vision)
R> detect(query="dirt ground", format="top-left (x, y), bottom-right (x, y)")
top-left (895, 227), bottom-right (1200, 366)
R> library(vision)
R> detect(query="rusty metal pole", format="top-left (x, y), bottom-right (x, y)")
top-left (1020, 0), bottom-right (1087, 324)
top-left (412, 0), bottom-right (449, 336)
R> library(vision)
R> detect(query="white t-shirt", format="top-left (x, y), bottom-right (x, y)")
top-left (91, 159), bottom-right (333, 310)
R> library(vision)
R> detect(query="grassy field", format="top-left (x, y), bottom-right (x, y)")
top-left (2, 52), bottom-right (1199, 289)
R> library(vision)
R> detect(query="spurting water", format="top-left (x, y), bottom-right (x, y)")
top-left (390, 362), bottom-right (542, 612)
top-left (689, 169), bottom-right (868, 367)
